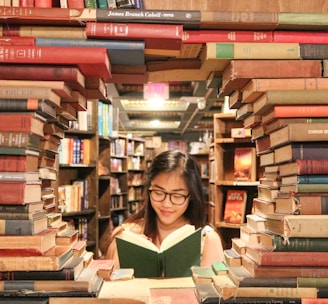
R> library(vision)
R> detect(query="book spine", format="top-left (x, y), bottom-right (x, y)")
top-left (256, 252), bottom-right (328, 266)
top-left (300, 44), bottom-right (328, 59)
top-left (271, 236), bottom-right (328, 252)
top-left (274, 105), bottom-right (328, 118)
top-left (298, 160), bottom-right (328, 175)
top-left (274, 31), bottom-right (328, 43)
top-left (0, 132), bottom-right (39, 149)
top-left (85, 22), bottom-right (183, 39)
top-left (0, 36), bottom-right (35, 46)
top-left (183, 30), bottom-right (272, 43)
top-left (206, 42), bottom-right (300, 59)
top-left (297, 175), bottom-right (328, 183)
top-left (95, 9), bottom-right (201, 28)
top-left (0, 269), bottom-right (75, 280)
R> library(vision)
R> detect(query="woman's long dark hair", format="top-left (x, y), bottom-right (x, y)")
top-left (125, 150), bottom-right (205, 238)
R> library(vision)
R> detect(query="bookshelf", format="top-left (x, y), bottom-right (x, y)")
top-left (210, 113), bottom-right (260, 249)
top-left (127, 137), bottom-right (146, 216)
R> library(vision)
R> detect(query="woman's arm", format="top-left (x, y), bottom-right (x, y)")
top-left (201, 229), bottom-right (225, 266)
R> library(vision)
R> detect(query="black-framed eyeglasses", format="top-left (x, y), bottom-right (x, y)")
top-left (148, 189), bottom-right (190, 206)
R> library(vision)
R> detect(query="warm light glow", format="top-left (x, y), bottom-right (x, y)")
top-left (120, 99), bottom-right (189, 111)
top-left (150, 119), bottom-right (160, 126)
top-left (130, 120), bottom-right (180, 129)
top-left (147, 98), bottom-right (165, 107)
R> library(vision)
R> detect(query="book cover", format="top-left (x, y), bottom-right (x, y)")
top-left (233, 147), bottom-right (256, 181)
top-left (0, 46), bottom-right (111, 81)
top-left (300, 44), bottom-right (328, 59)
top-left (191, 265), bottom-right (216, 284)
top-left (280, 183), bottom-right (328, 194)
top-left (0, 171), bottom-right (40, 183)
top-left (116, 224), bottom-right (201, 278)
top-left (223, 189), bottom-right (247, 224)
top-left (274, 30), bottom-right (328, 43)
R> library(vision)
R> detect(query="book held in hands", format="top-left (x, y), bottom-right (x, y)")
top-left (116, 224), bottom-right (201, 278)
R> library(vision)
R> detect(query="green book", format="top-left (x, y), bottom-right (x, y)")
top-left (116, 224), bottom-right (201, 278)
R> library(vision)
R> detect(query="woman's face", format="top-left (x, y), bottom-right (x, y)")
top-left (149, 171), bottom-right (190, 228)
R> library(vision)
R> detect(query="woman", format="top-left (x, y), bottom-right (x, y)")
top-left (105, 150), bottom-right (224, 269)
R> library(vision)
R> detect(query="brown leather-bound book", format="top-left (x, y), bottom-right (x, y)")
top-left (221, 59), bottom-right (322, 94)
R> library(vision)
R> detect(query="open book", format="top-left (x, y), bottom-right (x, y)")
top-left (116, 224), bottom-right (201, 278)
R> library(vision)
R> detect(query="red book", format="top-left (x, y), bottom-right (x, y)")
top-left (85, 22), bottom-right (183, 51)
top-left (182, 30), bottom-right (273, 44)
top-left (0, 181), bottom-right (42, 204)
top-left (0, 154), bottom-right (39, 172)
top-left (0, 46), bottom-right (111, 81)
top-left (0, 113), bottom-right (45, 137)
top-left (0, 7), bottom-right (95, 25)
top-left (274, 31), bottom-right (328, 44)
top-left (279, 159), bottom-right (328, 176)
top-left (0, 64), bottom-right (85, 93)
top-left (262, 105), bottom-right (328, 125)
top-left (0, 37), bottom-right (35, 46)
top-left (223, 189), bottom-right (247, 224)
top-left (246, 244), bottom-right (328, 266)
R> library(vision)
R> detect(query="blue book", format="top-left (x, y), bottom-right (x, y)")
top-left (35, 38), bottom-right (145, 66)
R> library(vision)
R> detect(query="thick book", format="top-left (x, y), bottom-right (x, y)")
top-left (0, 228), bottom-right (56, 252)
top-left (212, 274), bottom-right (317, 300)
top-left (0, 214), bottom-right (48, 235)
top-left (275, 192), bottom-right (328, 215)
top-left (0, 268), bottom-right (100, 292)
top-left (0, 131), bottom-right (40, 150)
top-left (0, 171), bottom-right (40, 183)
top-left (0, 245), bottom-right (73, 271)
top-left (253, 90), bottom-right (328, 115)
top-left (0, 181), bottom-right (41, 204)
top-left (260, 231), bottom-right (328, 252)
top-left (182, 30), bottom-right (272, 44)
top-left (274, 30), bottom-right (328, 43)
top-left (0, 98), bottom-right (56, 119)
top-left (223, 189), bottom-right (247, 224)
top-left (85, 22), bottom-right (182, 52)
top-left (0, 153), bottom-right (39, 172)
top-left (35, 37), bottom-right (145, 66)
top-left (116, 224), bottom-right (201, 278)
top-left (95, 9), bottom-right (201, 29)
top-left (269, 122), bottom-right (328, 148)
top-left (246, 244), bottom-right (328, 266)
top-left (264, 214), bottom-right (328, 239)
top-left (274, 142), bottom-right (328, 164)
top-left (0, 64), bottom-right (86, 93)
top-left (233, 147), bottom-right (257, 182)
top-left (0, 46), bottom-right (111, 81)
top-left (0, 113), bottom-right (45, 138)
top-left (242, 254), bottom-right (328, 278)
top-left (280, 183), bottom-right (328, 193)
top-left (262, 105), bottom-right (328, 125)
top-left (300, 44), bottom-right (328, 59)
top-left (0, 256), bottom-right (84, 281)
top-left (242, 78), bottom-right (328, 103)
top-left (221, 59), bottom-right (322, 94)
top-left (0, 201), bottom-right (44, 215)
top-left (279, 159), bottom-right (328, 176)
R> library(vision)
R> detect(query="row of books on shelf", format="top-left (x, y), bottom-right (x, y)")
top-left (58, 137), bottom-right (92, 165)
top-left (128, 186), bottom-right (142, 202)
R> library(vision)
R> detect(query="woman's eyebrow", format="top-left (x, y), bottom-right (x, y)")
top-left (150, 184), bottom-right (188, 192)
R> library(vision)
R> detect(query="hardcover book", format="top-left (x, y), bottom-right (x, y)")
top-left (223, 189), bottom-right (247, 224)
top-left (0, 181), bottom-right (42, 204)
top-left (116, 224), bottom-right (201, 278)
top-left (279, 159), bottom-right (328, 176)
top-left (233, 147), bottom-right (256, 181)
top-left (0, 153), bottom-right (39, 172)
